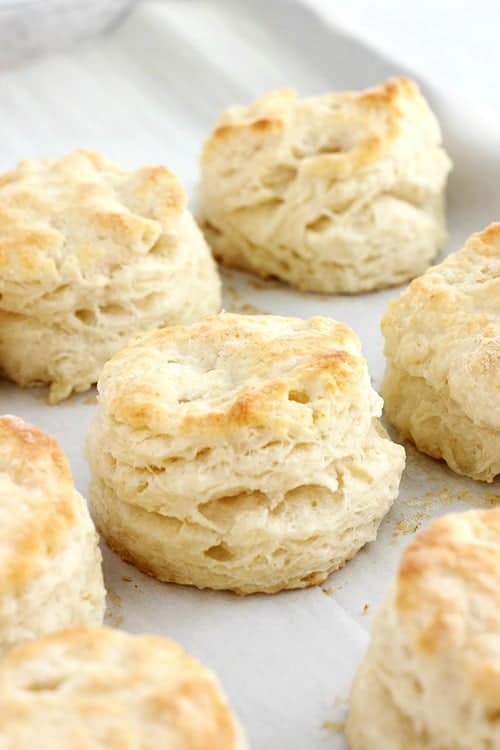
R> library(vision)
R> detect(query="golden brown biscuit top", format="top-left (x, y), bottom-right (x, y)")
top-left (0, 415), bottom-right (76, 594)
top-left (406, 223), bottom-right (500, 296)
top-left (97, 313), bottom-right (369, 434)
top-left (0, 150), bottom-right (185, 286)
top-left (202, 78), bottom-right (440, 179)
top-left (0, 626), bottom-right (240, 749)
top-left (396, 508), bottom-right (500, 710)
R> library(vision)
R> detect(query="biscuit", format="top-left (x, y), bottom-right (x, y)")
top-left (87, 313), bottom-right (405, 594)
top-left (0, 415), bottom-right (105, 655)
top-left (199, 78), bottom-right (451, 293)
top-left (346, 508), bottom-right (500, 750)
top-left (0, 625), bottom-right (247, 749)
top-left (382, 223), bottom-right (500, 481)
top-left (0, 150), bottom-right (221, 403)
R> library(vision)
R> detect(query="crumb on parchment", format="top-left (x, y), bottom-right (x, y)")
top-left (321, 720), bottom-right (345, 735)
top-left (105, 588), bottom-right (123, 628)
top-left (222, 282), bottom-right (268, 315)
top-left (107, 588), bottom-right (122, 607)
top-left (321, 586), bottom-right (336, 596)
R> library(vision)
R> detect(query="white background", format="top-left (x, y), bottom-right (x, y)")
top-left (308, 0), bottom-right (500, 108)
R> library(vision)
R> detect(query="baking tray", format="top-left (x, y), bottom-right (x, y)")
top-left (1, 2), bottom-right (499, 747)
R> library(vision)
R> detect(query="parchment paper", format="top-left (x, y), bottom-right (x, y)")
top-left (1, 3), bottom-right (499, 747)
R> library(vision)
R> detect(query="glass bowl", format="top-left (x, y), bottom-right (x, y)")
top-left (0, 0), bottom-right (137, 68)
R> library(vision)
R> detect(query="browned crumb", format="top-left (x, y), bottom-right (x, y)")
top-left (405, 485), bottom-right (496, 513)
top-left (391, 483), bottom-right (499, 545)
top-left (426, 487), bottom-right (472, 506)
top-left (392, 515), bottom-right (427, 541)
top-left (121, 576), bottom-right (133, 583)
top-left (321, 720), bottom-right (345, 735)
top-left (222, 281), bottom-right (268, 315)
top-left (105, 587), bottom-right (124, 627)
top-left (361, 603), bottom-right (370, 615)
top-left (107, 611), bottom-right (124, 627)
top-left (483, 493), bottom-right (500, 505)
top-left (392, 484), bottom-right (500, 542)
top-left (321, 586), bottom-right (337, 596)
top-left (107, 588), bottom-right (122, 608)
